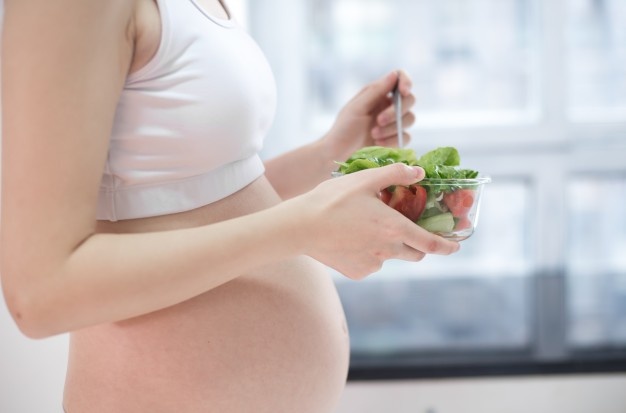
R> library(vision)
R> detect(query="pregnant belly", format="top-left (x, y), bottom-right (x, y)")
top-left (64, 256), bottom-right (350, 413)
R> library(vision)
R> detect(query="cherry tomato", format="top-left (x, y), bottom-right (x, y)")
top-left (385, 184), bottom-right (427, 222)
top-left (443, 189), bottom-right (475, 218)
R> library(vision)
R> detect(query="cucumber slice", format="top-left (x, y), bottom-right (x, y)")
top-left (419, 206), bottom-right (443, 220)
top-left (417, 212), bottom-right (455, 233)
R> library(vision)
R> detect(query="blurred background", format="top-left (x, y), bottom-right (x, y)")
top-left (1, 0), bottom-right (626, 412)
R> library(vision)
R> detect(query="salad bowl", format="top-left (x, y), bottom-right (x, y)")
top-left (334, 146), bottom-right (490, 241)
top-left (389, 177), bottom-right (491, 241)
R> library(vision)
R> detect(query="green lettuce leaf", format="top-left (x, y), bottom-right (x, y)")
top-left (336, 146), bottom-right (479, 181)
top-left (421, 164), bottom-right (479, 180)
top-left (417, 147), bottom-right (460, 168)
top-left (336, 146), bottom-right (418, 174)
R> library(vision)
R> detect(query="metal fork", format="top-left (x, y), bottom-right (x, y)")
top-left (392, 79), bottom-right (403, 148)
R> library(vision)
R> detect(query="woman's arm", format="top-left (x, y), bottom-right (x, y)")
top-left (1, 0), bottom-right (457, 339)
top-left (0, 0), bottom-right (299, 338)
top-left (264, 71), bottom-right (416, 199)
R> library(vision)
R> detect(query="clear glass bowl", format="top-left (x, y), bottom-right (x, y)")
top-left (333, 172), bottom-right (490, 241)
top-left (410, 178), bottom-right (491, 241)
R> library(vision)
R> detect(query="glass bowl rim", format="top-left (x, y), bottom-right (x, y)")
top-left (331, 171), bottom-right (491, 185)
top-left (418, 177), bottom-right (491, 185)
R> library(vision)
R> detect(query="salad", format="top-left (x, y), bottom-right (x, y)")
top-left (336, 146), bottom-right (489, 240)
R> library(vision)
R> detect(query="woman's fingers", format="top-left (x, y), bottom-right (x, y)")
top-left (403, 227), bottom-right (460, 256)
top-left (377, 94), bottom-right (416, 126)
top-left (396, 243), bottom-right (427, 262)
top-left (352, 70), bottom-right (414, 119)
top-left (329, 229), bottom-right (457, 280)
top-left (396, 69), bottom-right (413, 96)
top-left (352, 71), bottom-right (401, 114)
top-left (372, 91), bottom-right (416, 145)
top-left (373, 132), bottom-right (412, 148)
top-left (372, 223), bottom-right (459, 260)
top-left (350, 163), bottom-right (425, 192)
top-left (372, 111), bottom-right (416, 140)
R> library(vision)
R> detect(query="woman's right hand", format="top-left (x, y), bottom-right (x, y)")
top-left (291, 163), bottom-right (460, 279)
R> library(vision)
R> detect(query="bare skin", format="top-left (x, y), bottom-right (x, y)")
top-left (1, 0), bottom-right (458, 411)
top-left (68, 176), bottom-right (351, 413)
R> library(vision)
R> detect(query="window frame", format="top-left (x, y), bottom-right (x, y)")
top-left (247, 0), bottom-right (626, 380)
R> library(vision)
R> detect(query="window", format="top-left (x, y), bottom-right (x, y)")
top-left (567, 0), bottom-right (626, 121)
top-left (307, 0), bottom-right (540, 129)
top-left (567, 175), bottom-right (626, 348)
top-left (248, 0), bottom-right (626, 378)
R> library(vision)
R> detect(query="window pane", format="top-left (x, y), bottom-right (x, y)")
top-left (308, 0), bottom-right (540, 129)
top-left (335, 178), bottom-right (533, 353)
top-left (567, 0), bottom-right (626, 120)
top-left (566, 176), bottom-right (626, 347)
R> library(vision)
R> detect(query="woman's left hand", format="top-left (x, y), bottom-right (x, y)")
top-left (264, 70), bottom-right (415, 199)
top-left (321, 70), bottom-right (416, 162)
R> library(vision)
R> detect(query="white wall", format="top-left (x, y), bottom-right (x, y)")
top-left (0, 299), bottom-right (69, 412)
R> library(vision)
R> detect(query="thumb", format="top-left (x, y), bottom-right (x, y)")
top-left (356, 163), bottom-right (425, 192)
top-left (352, 71), bottom-right (399, 113)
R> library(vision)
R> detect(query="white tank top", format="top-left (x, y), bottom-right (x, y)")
top-left (97, 0), bottom-right (277, 221)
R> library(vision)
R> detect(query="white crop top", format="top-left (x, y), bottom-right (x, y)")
top-left (97, 0), bottom-right (277, 221)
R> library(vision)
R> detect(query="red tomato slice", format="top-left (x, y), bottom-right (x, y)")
top-left (379, 188), bottom-right (392, 205)
top-left (385, 184), bottom-right (427, 222)
top-left (455, 216), bottom-right (472, 230)
top-left (443, 189), bottom-right (475, 218)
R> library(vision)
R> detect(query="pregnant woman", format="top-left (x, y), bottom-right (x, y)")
top-left (1, 0), bottom-right (459, 412)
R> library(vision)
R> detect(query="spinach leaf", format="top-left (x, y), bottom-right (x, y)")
top-left (336, 146), bottom-right (417, 173)
top-left (336, 145), bottom-right (479, 185)
top-left (417, 147), bottom-right (460, 167)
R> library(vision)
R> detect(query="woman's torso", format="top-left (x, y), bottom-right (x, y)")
top-left (63, 1), bottom-right (349, 411)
